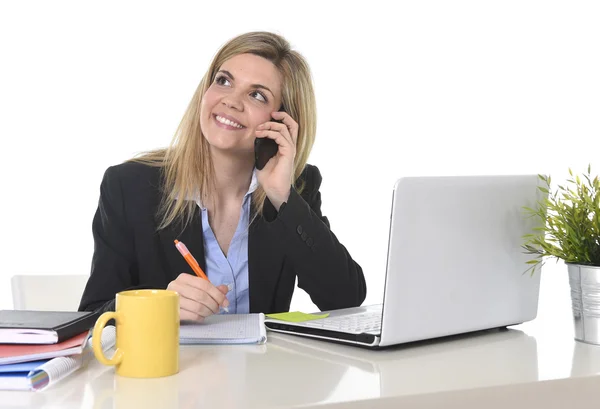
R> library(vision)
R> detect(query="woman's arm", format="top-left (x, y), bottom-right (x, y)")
top-left (266, 165), bottom-right (367, 311)
top-left (78, 166), bottom-right (135, 313)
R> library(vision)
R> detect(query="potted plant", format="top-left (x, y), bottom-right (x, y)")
top-left (523, 165), bottom-right (600, 345)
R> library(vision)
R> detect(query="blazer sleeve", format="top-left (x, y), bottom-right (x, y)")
top-left (78, 166), bottom-right (136, 313)
top-left (267, 165), bottom-right (367, 310)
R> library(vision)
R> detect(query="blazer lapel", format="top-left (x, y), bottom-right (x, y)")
top-left (159, 203), bottom-right (206, 281)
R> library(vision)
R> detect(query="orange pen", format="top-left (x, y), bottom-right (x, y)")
top-left (174, 239), bottom-right (229, 312)
top-left (174, 239), bottom-right (208, 280)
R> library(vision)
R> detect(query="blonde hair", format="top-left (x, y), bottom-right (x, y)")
top-left (131, 31), bottom-right (317, 230)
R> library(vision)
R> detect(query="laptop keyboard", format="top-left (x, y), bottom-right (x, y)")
top-left (301, 309), bottom-right (382, 335)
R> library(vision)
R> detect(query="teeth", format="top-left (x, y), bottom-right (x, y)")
top-left (216, 115), bottom-right (243, 129)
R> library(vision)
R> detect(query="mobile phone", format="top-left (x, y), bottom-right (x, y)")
top-left (254, 113), bottom-right (284, 170)
top-left (254, 136), bottom-right (279, 170)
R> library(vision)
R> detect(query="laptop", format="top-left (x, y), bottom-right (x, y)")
top-left (265, 175), bottom-right (546, 348)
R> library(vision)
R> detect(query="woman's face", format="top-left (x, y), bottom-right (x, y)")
top-left (200, 53), bottom-right (282, 157)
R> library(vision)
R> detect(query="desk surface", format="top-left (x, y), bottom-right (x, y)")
top-left (2, 315), bottom-right (600, 409)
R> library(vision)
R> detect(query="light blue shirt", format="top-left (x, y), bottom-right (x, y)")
top-left (196, 171), bottom-right (258, 314)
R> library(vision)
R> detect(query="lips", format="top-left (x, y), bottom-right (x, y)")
top-left (213, 113), bottom-right (245, 129)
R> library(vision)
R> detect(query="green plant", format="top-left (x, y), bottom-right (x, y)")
top-left (523, 165), bottom-right (600, 275)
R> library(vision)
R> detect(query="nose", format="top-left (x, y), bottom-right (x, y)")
top-left (221, 92), bottom-right (243, 111)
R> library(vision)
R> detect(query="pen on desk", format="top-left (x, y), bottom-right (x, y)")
top-left (174, 239), bottom-right (229, 312)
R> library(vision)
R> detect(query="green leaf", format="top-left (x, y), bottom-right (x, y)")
top-left (520, 165), bottom-right (600, 272)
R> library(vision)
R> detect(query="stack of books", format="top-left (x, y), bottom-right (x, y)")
top-left (0, 310), bottom-right (114, 391)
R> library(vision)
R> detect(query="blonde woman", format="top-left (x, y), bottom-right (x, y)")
top-left (79, 31), bottom-right (366, 320)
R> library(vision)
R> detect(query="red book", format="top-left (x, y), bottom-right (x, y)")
top-left (0, 331), bottom-right (89, 365)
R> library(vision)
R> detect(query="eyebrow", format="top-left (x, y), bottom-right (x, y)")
top-left (217, 70), bottom-right (274, 96)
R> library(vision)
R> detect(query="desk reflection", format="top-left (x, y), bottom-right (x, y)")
top-left (0, 366), bottom-right (87, 409)
top-left (268, 327), bottom-right (539, 398)
top-left (242, 342), bottom-right (348, 407)
top-left (571, 340), bottom-right (600, 378)
top-left (89, 343), bottom-right (346, 409)
top-left (90, 346), bottom-right (254, 409)
top-left (84, 328), bottom-right (540, 409)
top-left (18, 326), bottom-right (600, 409)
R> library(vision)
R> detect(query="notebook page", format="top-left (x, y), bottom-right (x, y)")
top-left (180, 313), bottom-right (266, 345)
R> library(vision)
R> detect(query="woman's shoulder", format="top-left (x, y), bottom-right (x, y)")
top-left (297, 163), bottom-right (323, 192)
top-left (101, 160), bottom-right (163, 192)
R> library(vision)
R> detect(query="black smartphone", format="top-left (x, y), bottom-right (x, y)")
top-left (254, 137), bottom-right (278, 170)
top-left (254, 111), bottom-right (284, 170)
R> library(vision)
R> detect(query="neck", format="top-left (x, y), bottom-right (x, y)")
top-left (208, 148), bottom-right (255, 206)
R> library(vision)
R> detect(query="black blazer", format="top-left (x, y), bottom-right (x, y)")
top-left (79, 162), bottom-right (366, 314)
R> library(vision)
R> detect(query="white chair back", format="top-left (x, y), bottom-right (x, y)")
top-left (11, 274), bottom-right (89, 311)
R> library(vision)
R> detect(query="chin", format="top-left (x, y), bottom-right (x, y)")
top-left (207, 139), bottom-right (253, 156)
top-left (207, 128), bottom-right (248, 147)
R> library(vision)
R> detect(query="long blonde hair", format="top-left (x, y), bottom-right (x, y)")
top-left (131, 31), bottom-right (317, 230)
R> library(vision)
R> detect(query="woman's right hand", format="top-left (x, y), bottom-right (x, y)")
top-left (167, 273), bottom-right (230, 321)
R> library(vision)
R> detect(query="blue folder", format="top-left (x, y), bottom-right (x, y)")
top-left (0, 359), bottom-right (50, 390)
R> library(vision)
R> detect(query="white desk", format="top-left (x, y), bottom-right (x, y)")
top-left (1, 317), bottom-right (600, 409)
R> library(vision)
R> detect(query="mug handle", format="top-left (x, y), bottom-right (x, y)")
top-left (92, 311), bottom-right (124, 366)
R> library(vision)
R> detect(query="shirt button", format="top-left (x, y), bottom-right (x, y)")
top-left (297, 225), bottom-right (303, 235)
top-left (306, 237), bottom-right (314, 247)
top-left (301, 232), bottom-right (308, 241)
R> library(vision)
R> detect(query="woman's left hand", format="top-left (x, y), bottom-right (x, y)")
top-left (255, 111), bottom-right (298, 210)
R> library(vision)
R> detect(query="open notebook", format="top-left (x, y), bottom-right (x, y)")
top-left (180, 313), bottom-right (266, 345)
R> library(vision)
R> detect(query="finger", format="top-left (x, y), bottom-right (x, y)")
top-left (256, 121), bottom-right (293, 146)
top-left (217, 284), bottom-right (229, 295)
top-left (257, 121), bottom-right (287, 132)
top-left (255, 130), bottom-right (295, 155)
top-left (197, 289), bottom-right (224, 314)
top-left (271, 111), bottom-right (298, 145)
top-left (179, 308), bottom-right (204, 322)
top-left (168, 279), bottom-right (205, 302)
top-left (270, 111), bottom-right (296, 130)
top-left (179, 296), bottom-right (215, 319)
top-left (168, 279), bottom-right (222, 313)
top-left (176, 273), bottom-right (229, 308)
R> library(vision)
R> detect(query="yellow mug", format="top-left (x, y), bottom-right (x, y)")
top-left (92, 289), bottom-right (180, 378)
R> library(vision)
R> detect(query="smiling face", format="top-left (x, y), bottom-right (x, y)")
top-left (199, 53), bottom-right (283, 157)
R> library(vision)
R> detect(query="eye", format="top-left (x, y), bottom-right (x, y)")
top-left (215, 75), bottom-right (231, 86)
top-left (251, 90), bottom-right (268, 103)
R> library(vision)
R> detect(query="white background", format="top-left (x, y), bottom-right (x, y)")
top-left (0, 0), bottom-right (598, 336)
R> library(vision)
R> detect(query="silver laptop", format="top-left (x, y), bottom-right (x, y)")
top-left (265, 175), bottom-right (546, 348)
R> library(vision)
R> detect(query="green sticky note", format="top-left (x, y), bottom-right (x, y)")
top-left (266, 311), bottom-right (329, 323)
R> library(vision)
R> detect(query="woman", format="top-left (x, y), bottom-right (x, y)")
top-left (79, 31), bottom-right (366, 320)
